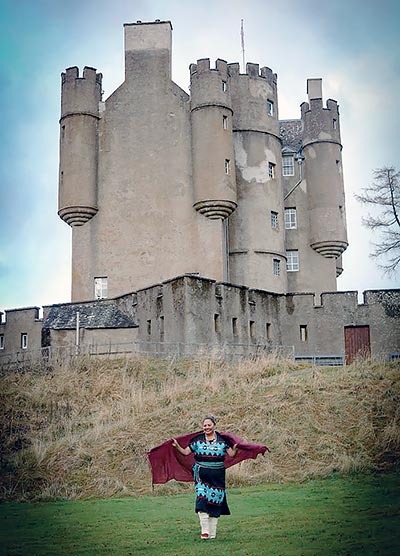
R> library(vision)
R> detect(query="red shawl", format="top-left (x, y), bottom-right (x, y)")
top-left (148, 431), bottom-right (270, 485)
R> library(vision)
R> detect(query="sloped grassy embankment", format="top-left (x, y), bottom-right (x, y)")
top-left (0, 356), bottom-right (399, 500)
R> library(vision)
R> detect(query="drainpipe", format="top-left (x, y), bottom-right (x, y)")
top-left (76, 311), bottom-right (80, 354)
top-left (284, 151), bottom-right (305, 201)
top-left (223, 218), bottom-right (230, 283)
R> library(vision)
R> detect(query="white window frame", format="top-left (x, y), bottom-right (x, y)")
top-left (21, 333), bottom-right (28, 350)
top-left (286, 250), bottom-right (299, 272)
top-left (271, 211), bottom-right (278, 229)
top-left (273, 259), bottom-right (280, 276)
top-left (224, 159), bottom-right (230, 175)
top-left (285, 208), bottom-right (297, 229)
top-left (268, 162), bottom-right (276, 179)
top-left (94, 277), bottom-right (108, 299)
top-left (282, 155), bottom-right (295, 176)
top-left (222, 80), bottom-right (227, 92)
top-left (267, 99), bottom-right (274, 116)
top-left (0, 334), bottom-right (4, 350)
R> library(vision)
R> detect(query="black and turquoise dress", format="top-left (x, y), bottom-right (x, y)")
top-left (189, 432), bottom-right (233, 517)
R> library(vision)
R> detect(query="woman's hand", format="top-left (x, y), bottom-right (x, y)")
top-left (172, 438), bottom-right (191, 456)
top-left (228, 443), bottom-right (238, 457)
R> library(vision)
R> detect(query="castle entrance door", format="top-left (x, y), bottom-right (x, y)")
top-left (344, 325), bottom-right (371, 364)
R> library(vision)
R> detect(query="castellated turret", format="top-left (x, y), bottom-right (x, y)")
top-left (227, 63), bottom-right (287, 293)
top-left (190, 59), bottom-right (237, 219)
top-left (301, 79), bottom-right (348, 259)
top-left (58, 66), bottom-right (102, 226)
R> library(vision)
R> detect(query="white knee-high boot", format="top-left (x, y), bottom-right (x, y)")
top-left (198, 512), bottom-right (210, 538)
top-left (209, 517), bottom-right (218, 539)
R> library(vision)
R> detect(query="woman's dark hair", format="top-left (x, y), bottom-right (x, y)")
top-left (203, 415), bottom-right (217, 425)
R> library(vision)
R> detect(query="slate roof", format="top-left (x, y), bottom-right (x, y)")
top-left (280, 119), bottom-right (303, 150)
top-left (43, 301), bottom-right (137, 330)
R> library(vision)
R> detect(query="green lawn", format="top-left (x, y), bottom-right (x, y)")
top-left (1, 473), bottom-right (399, 556)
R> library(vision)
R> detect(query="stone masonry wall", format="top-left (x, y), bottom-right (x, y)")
top-left (1, 276), bottom-right (399, 362)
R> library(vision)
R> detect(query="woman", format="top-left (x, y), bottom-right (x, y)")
top-left (172, 415), bottom-right (238, 540)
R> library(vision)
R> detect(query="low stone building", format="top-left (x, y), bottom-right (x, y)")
top-left (1, 275), bottom-right (399, 368)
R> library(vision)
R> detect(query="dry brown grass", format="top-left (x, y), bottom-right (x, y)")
top-left (0, 355), bottom-right (399, 501)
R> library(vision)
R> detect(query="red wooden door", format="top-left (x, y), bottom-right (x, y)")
top-left (344, 326), bottom-right (371, 364)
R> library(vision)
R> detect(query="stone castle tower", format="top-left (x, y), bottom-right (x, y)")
top-left (58, 20), bottom-right (348, 302)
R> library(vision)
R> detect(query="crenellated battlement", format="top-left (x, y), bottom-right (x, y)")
top-left (301, 98), bottom-right (339, 116)
top-left (226, 62), bottom-right (277, 87)
top-left (189, 59), bottom-right (278, 86)
top-left (190, 58), bottom-right (228, 78)
top-left (62, 66), bottom-right (102, 88)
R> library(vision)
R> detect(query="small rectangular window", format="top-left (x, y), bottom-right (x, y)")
top-left (214, 314), bottom-right (221, 334)
top-left (267, 99), bottom-right (274, 116)
top-left (159, 316), bottom-right (164, 340)
top-left (0, 334), bottom-right (4, 350)
top-left (282, 155), bottom-right (294, 176)
top-left (336, 160), bottom-right (342, 174)
top-left (147, 320), bottom-right (152, 335)
top-left (232, 317), bottom-right (238, 336)
top-left (222, 80), bottom-right (227, 92)
top-left (268, 162), bottom-right (276, 179)
top-left (271, 211), bottom-right (278, 229)
top-left (285, 208), bottom-right (297, 229)
top-left (333, 118), bottom-right (337, 129)
top-left (94, 277), bottom-right (108, 299)
top-left (21, 333), bottom-right (28, 350)
top-left (266, 323), bottom-right (271, 340)
top-left (223, 115), bottom-right (228, 129)
top-left (273, 259), bottom-right (280, 276)
top-left (300, 325), bottom-right (308, 342)
top-left (224, 159), bottom-right (230, 175)
top-left (249, 320), bottom-right (256, 339)
top-left (286, 250), bottom-right (299, 272)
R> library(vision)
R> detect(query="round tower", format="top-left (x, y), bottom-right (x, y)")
top-left (301, 79), bottom-right (348, 258)
top-left (190, 58), bottom-right (237, 219)
top-left (227, 62), bottom-right (287, 293)
top-left (58, 66), bottom-right (102, 226)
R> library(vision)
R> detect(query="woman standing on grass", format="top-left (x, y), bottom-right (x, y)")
top-left (172, 416), bottom-right (238, 540)
top-left (148, 416), bottom-right (268, 540)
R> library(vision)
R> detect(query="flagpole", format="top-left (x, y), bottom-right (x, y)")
top-left (241, 19), bottom-right (245, 72)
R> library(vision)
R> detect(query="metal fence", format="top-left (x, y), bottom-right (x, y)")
top-left (0, 341), bottom-right (296, 372)
top-left (294, 354), bottom-right (345, 366)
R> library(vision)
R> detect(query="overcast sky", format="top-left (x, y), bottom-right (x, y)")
top-left (0, 0), bottom-right (399, 313)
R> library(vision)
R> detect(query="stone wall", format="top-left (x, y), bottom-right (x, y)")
top-left (1, 276), bottom-right (399, 364)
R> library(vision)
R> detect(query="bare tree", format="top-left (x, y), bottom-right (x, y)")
top-left (355, 166), bottom-right (400, 274)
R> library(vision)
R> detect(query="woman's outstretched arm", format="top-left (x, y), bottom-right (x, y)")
top-left (172, 438), bottom-right (191, 456)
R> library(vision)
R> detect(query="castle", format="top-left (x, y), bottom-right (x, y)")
top-left (0, 21), bottom-right (399, 366)
top-left (59, 20), bottom-right (346, 301)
